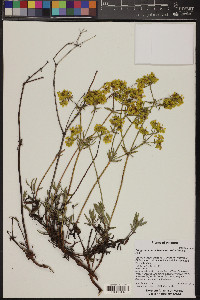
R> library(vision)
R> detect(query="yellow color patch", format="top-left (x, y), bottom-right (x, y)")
top-left (28, 1), bottom-right (35, 8)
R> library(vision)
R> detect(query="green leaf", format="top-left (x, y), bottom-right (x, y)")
top-left (106, 213), bottom-right (111, 222)
top-left (23, 191), bottom-right (27, 200)
top-left (37, 230), bottom-right (48, 235)
top-left (107, 149), bottom-right (122, 163)
top-left (23, 205), bottom-right (31, 212)
top-left (104, 216), bottom-right (108, 225)
top-left (131, 212), bottom-right (147, 232)
top-left (26, 179), bottom-right (30, 187)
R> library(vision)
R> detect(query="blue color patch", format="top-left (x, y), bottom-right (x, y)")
top-left (74, 8), bottom-right (81, 15)
top-left (81, 1), bottom-right (89, 8)
top-left (5, 1), bottom-right (13, 8)
top-left (43, 1), bottom-right (50, 9)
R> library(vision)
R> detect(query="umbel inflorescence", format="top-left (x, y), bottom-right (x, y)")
top-left (61, 74), bottom-right (183, 152)
top-left (8, 30), bottom-right (184, 295)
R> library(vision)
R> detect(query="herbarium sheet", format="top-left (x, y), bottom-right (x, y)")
top-left (3, 21), bottom-right (196, 298)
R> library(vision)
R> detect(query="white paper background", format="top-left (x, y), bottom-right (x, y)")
top-left (3, 21), bottom-right (196, 298)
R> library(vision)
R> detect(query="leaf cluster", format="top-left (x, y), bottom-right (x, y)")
top-left (130, 212), bottom-right (147, 233)
top-left (84, 202), bottom-right (112, 230)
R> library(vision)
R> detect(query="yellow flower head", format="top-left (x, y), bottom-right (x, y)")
top-left (102, 82), bottom-right (112, 94)
top-left (154, 134), bottom-right (164, 150)
top-left (150, 120), bottom-right (166, 133)
top-left (136, 72), bottom-right (159, 89)
top-left (103, 133), bottom-right (113, 144)
top-left (127, 102), bottom-right (138, 116)
top-left (94, 124), bottom-right (108, 135)
top-left (110, 79), bottom-right (127, 91)
top-left (70, 125), bottom-right (82, 137)
top-left (139, 127), bottom-right (149, 136)
top-left (57, 90), bottom-right (73, 107)
top-left (163, 92), bottom-right (184, 109)
top-left (65, 136), bottom-right (75, 147)
top-left (84, 90), bottom-right (107, 106)
top-left (65, 125), bottom-right (82, 148)
top-left (109, 115), bottom-right (125, 131)
top-left (129, 87), bottom-right (144, 100)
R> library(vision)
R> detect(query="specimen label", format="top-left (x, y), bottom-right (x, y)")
top-left (133, 240), bottom-right (195, 298)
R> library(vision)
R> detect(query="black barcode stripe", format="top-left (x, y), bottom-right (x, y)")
top-left (106, 285), bottom-right (130, 293)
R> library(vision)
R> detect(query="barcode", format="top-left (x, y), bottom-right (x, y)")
top-left (105, 284), bottom-right (131, 294)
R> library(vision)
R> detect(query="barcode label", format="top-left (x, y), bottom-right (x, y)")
top-left (104, 284), bottom-right (131, 294)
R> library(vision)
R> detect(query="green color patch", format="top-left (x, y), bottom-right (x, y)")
top-left (66, 8), bottom-right (74, 15)
top-left (59, 1), bottom-right (66, 8)
top-left (13, 1), bottom-right (20, 8)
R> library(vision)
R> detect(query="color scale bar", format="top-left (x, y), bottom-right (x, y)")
top-left (4, 1), bottom-right (97, 17)
top-left (52, 1), bottom-right (97, 17)
top-left (4, 1), bottom-right (51, 17)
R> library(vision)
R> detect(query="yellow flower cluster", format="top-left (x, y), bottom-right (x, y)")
top-left (139, 127), bottom-right (149, 135)
top-left (129, 87), bottom-right (144, 101)
top-left (136, 72), bottom-right (159, 89)
top-left (103, 133), bottom-right (113, 144)
top-left (101, 79), bottom-right (146, 106)
top-left (150, 120), bottom-right (166, 133)
top-left (94, 124), bottom-right (108, 135)
top-left (57, 90), bottom-right (73, 107)
top-left (113, 87), bottom-right (145, 104)
top-left (109, 115), bottom-right (125, 131)
top-left (102, 80), bottom-right (127, 94)
top-left (84, 90), bottom-right (107, 106)
top-left (65, 125), bottom-right (82, 147)
top-left (163, 92), bottom-right (184, 109)
top-left (70, 125), bottom-right (82, 136)
top-left (129, 100), bottom-right (149, 129)
top-left (94, 124), bottom-right (113, 144)
top-left (127, 98), bottom-right (145, 116)
top-left (65, 136), bottom-right (75, 147)
top-left (110, 80), bottom-right (127, 91)
top-left (154, 134), bottom-right (164, 150)
top-left (127, 102), bottom-right (138, 115)
top-left (102, 82), bottom-right (112, 93)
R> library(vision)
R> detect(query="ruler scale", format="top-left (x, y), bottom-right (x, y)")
top-left (99, 0), bottom-right (198, 19)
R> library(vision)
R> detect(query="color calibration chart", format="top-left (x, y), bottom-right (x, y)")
top-left (4, 0), bottom-right (97, 17)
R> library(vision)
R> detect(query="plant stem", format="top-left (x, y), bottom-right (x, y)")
top-left (94, 253), bottom-right (104, 271)
top-left (16, 60), bottom-right (54, 271)
top-left (85, 109), bottom-right (95, 136)
top-left (109, 154), bottom-right (129, 224)
top-left (76, 161), bottom-right (111, 223)
top-left (85, 257), bottom-right (103, 294)
top-left (109, 88), bottom-right (158, 223)
top-left (89, 146), bottom-right (104, 204)
top-left (36, 149), bottom-right (65, 197)
top-left (57, 35), bottom-right (96, 66)
top-left (88, 71), bottom-right (98, 91)
top-left (57, 148), bottom-right (79, 188)
top-left (53, 63), bottom-right (64, 134)
top-left (76, 117), bottom-right (135, 223)
top-left (49, 32), bottom-right (97, 196)
top-left (68, 150), bottom-right (81, 195)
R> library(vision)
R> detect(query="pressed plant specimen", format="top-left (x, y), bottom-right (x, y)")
top-left (7, 30), bottom-right (184, 294)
